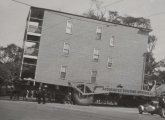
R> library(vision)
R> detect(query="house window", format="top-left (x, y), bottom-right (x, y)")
top-left (91, 70), bottom-right (97, 83)
top-left (60, 66), bottom-right (67, 79)
top-left (66, 20), bottom-right (72, 34)
top-left (93, 48), bottom-right (99, 61)
top-left (96, 26), bottom-right (102, 40)
top-left (63, 42), bottom-right (70, 55)
top-left (110, 36), bottom-right (115, 47)
top-left (107, 57), bottom-right (113, 68)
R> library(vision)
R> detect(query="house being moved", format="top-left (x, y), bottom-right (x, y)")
top-left (20, 6), bottom-right (153, 105)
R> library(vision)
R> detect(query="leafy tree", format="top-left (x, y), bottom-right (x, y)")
top-left (0, 44), bottom-right (22, 63)
top-left (108, 11), bottom-right (122, 24)
top-left (83, 0), bottom-right (151, 29)
top-left (0, 62), bottom-right (10, 85)
top-left (0, 44), bottom-right (22, 85)
top-left (154, 59), bottom-right (165, 84)
top-left (145, 35), bottom-right (157, 75)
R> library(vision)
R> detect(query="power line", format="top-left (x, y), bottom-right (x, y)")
top-left (12, 0), bottom-right (31, 6)
top-left (146, 11), bottom-right (165, 18)
top-left (101, 0), bottom-right (125, 9)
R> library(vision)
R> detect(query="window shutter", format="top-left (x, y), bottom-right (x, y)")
top-left (93, 48), bottom-right (99, 60)
top-left (107, 57), bottom-right (113, 68)
top-left (66, 20), bottom-right (72, 34)
top-left (110, 36), bottom-right (115, 47)
top-left (63, 42), bottom-right (70, 54)
top-left (96, 26), bottom-right (102, 40)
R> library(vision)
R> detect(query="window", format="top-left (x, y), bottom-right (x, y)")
top-left (91, 70), bottom-right (97, 83)
top-left (96, 26), bottom-right (102, 40)
top-left (60, 66), bottom-right (67, 79)
top-left (93, 48), bottom-right (99, 61)
top-left (66, 20), bottom-right (72, 34)
top-left (24, 42), bottom-right (39, 56)
top-left (63, 42), bottom-right (70, 55)
top-left (110, 36), bottom-right (115, 47)
top-left (107, 57), bottom-right (113, 68)
top-left (21, 64), bottom-right (36, 79)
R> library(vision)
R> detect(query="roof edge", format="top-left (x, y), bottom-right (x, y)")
top-left (31, 6), bottom-right (152, 32)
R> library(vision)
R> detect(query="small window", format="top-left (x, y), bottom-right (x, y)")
top-left (107, 57), bottom-right (113, 68)
top-left (91, 70), bottom-right (97, 83)
top-left (66, 20), bottom-right (72, 34)
top-left (60, 66), bottom-right (67, 79)
top-left (93, 48), bottom-right (99, 61)
top-left (110, 36), bottom-right (115, 47)
top-left (96, 26), bottom-right (102, 40)
top-left (63, 42), bottom-right (70, 55)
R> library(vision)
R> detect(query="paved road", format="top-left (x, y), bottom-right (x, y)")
top-left (0, 100), bottom-right (164, 120)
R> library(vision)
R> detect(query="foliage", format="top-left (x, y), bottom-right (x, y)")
top-left (0, 63), bottom-right (10, 85)
top-left (145, 35), bottom-right (157, 74)
top-left (83, 0), bottom-right (151, 29)
top-left (82, 0), bottom-right (106, 21)
top-left (108, 11), bottom-right (122, 24)
top-left (122, 16), bottom-right (151, 29)
top-left (83, 9), bottom-right (106, 21)
top-left (154, 59), bottom-right (165, 84)
top-left (0, 44), bottom-right (22, 63)
top-left (0, 44), bottom-right (22, 85)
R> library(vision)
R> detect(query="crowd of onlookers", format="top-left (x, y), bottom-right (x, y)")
top-left (8, 86), bottom-right (73, 105)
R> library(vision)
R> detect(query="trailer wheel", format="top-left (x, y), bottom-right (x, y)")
top-left (73, 89), bottom-right (94, 106)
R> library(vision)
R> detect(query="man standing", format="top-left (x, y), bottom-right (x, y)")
top-left (42, 88), bottom-right (46, 104)
top-left (159, 96), bottom-right (165, 118)
top-left (37, 88), bottom-right (46, 104)
top-left (37, 88), bottom-right (42, 104)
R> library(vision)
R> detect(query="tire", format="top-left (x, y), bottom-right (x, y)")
top-left (73, 89), bottom-right (94, 106)
top-left (138, 106), bottom-right (144, 114)
top-left (151, 112), bottom-right (154, 115)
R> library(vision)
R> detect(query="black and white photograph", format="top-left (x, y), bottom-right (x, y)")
top-left (0, 0), bottom-right (165, 120)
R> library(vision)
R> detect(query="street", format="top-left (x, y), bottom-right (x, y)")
top-left (0, 100), bottom-right (164, 120)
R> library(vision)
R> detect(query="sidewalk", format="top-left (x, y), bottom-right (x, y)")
top-left (0, 96), bottom-right (11, 100)
top-left (0, 96), bottom-right (36, 102)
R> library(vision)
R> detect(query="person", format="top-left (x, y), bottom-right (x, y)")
top-left (25, 90), bottom-right (29, 100)
top-left (22, 90), bottom-right (26, 101)
top-left (42, 88), bottom-right (46, 104)
top-left (37, 88), bottom-right (42, 104)
top-left (37, 88), bottom-right (46, 104)
top-left (159, 96), bottom-right (165, 117)
top-left (10, 87), bottom-right (14, 100)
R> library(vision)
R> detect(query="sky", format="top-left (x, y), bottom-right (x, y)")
top-left (0, 0), bottom-right (165, 61)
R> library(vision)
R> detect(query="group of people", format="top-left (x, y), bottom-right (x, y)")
top-left (23, 89), bottom-right (36, 101)
top-left (24, 88), bottom-right (47, 104)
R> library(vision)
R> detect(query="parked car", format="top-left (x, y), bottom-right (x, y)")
top-left (138, 100), bottom-right (165, 117)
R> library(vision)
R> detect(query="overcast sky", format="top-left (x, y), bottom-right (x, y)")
top-left (0, 0), bottom-right (165, 61)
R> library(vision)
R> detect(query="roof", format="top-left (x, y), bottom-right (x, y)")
top-left (31, 6), bottom-right (152, 32)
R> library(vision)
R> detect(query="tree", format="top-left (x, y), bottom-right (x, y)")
top-left (83, 0), bottom-right (106, 21)
top-left (143, 35), bottom-right (158, 90)
top-left (0, 44), bottom-right (22, 64)
top-left (0, 62), bottom-right (10, 85)
top-left (154, 59), bottom-right (165, 84)
top-left (121, 16), bottom-right (151, 29)
top-left (0, 44), bottom-right (22, 85)
top-left (145, 35), bottom-right (157, 75)
top-left (108, 11), bottom-right (123, 24)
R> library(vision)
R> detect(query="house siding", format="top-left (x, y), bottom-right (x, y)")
top-left (35, 10), bottom-right (148, 90)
